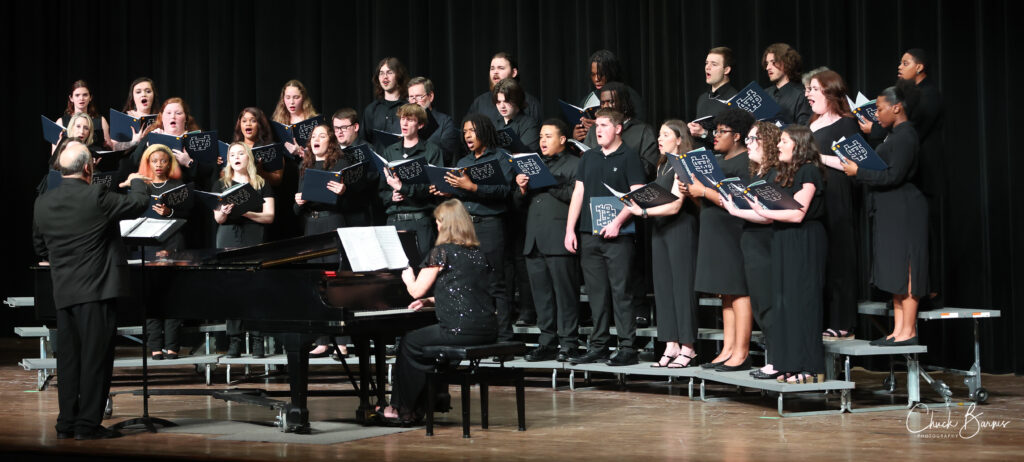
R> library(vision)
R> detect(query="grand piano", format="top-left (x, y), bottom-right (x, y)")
top-left (33, 230), bottom-right (435, 432)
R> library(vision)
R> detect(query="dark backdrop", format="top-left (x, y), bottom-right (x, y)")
top-left (3, 0), bottom-right (1020, 374)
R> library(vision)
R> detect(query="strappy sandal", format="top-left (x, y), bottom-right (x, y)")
top-left (667, 353), bottom-right (697, 368)
top-left (785, 373), bottom-right (825, 384)
top-left (823, 329), bottom-right (854, 341)
top-left (650, 354), bottom-right (678, 368)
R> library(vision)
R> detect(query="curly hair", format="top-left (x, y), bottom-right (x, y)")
top-left (749, 121), bottom-right (781, 179)
top-left (762, 43), bottom-right (802, 82)
top-left (775, 125), bottom-right (824, 188)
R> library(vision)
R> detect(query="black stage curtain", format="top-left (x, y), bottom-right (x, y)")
top-left (4, 0), bottom-right (1020, 374)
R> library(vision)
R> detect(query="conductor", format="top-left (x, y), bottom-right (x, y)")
top-left (33, 141), bottom-right (149, 440)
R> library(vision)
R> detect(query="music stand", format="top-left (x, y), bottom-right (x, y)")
top-left (111, 218), bottom-right (185, 433)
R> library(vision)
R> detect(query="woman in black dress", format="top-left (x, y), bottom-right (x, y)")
top-left (840, 82), bottom-right (928, 346)
top-left (57, 80), bottom-right (111, 151)
top-left (807, 70), bottom-right (861, 341)
top-left (722, 121), bottom-right (783, 379)
top-left (625, 120), bottom-right (699, 368)
top-left (111, 77), bottom-right (159, 151)
top-left (685, 108), bottom-right (755, 371)
top-left (232, 107), bottom-right (283, 187)
top-left (378, 199), bottom-right (497, 423)
top-left (294, 124), bottom-right (354, 357)
top-left (121, 144), bottom-right (191, 360)
top-left (745, 126), bottom-right (827, 383)
top-left (215, 142), bottom-right (276, 357)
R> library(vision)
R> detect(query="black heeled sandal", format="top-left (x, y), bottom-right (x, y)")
top-left (650, 354), bottom-right (678, 368)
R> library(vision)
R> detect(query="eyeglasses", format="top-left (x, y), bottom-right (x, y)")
top-left (408, 94), bottom-right (429, 102)
top-left (744, 136), bottom-right (760, 144)
top-left (333, 124), bottom-right (355, 132)
top-left (378, 70), bottom-right (395, 77)
top-left (712, 129), bottom-right (734, 137)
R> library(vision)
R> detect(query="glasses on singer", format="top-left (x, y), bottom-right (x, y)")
top-left (744, 136), bottom-right (760, 143)
top-left (712, 129), bottom-right (733, 137)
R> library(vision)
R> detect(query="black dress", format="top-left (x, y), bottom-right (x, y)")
top-left (295, 160), bottom-right (346, 263)
top-left (812, 116), bottom-right (861, 332)
top-left (649, 162), bottom-right (699, 344)
top-left (856, 122), bottom-right (929, 297)
top-left (391, 244), bottom-right (498, 416)
top-left (740, 170), bottom-right (775, 351)
top-left (213, 179), bottom-right (274, 248)
top-left (769, 164), bottom-right (828, 374)
top-left (141, 178), bottom-right (191, 353)
top-left (694, 151), bottom-right (750, 296)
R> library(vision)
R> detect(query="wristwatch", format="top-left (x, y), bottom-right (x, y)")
top-left (642, 208), bottom-right (648, 219)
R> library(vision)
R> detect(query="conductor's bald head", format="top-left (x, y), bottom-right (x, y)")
top-left (58, 141), bottom-right (92, 180)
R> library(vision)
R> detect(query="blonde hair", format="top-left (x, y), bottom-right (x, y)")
top-left (137, 144), bottom-right (182, 180)
top-left (433, 199), bottom-right (480, 247)
top-left (66, 112), bottom-right (94, 146)
top-left (220, 142), bottom-right (265, 190)
top-left (272, 80), bottom-right (319, 124)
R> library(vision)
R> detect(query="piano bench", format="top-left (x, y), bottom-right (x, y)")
top-left (422, 341), bottom-right (527, 438)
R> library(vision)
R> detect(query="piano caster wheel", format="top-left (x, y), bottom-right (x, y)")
top-left (972, 388), bottom-right (989, 404)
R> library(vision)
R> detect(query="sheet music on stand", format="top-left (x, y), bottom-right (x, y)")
top-left (119, 218), bottom-right (186, 247)
top-left (336, 226), bottom-right (410, 272)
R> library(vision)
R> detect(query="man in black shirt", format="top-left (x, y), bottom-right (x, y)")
top-left (466, 52), bottom-right (542, 125)
top-left (516, 120), bottom-right (583, 362)
top-left (380, 104), bottom-right (445, 258)
top-left (431, 114), bottom-right (517, 344)
top-left (689, 47), bottom-right (739, 150)
top-left (581, 82), bottom-right (658, 179)
top-left (363, 57), bottom-right (409, 152)
top-left (492, 78), bottom-right (540, 153)
top-left (762, 43), bottom-right (812, 125)
top-left (34, 141), bottom-right (149, 440)
top-left (407, 77), bottom-right (461, 165)
top-left (573, 50), bottom-right (647, 142)
top-left (564, 108), bottom-right (646, 366)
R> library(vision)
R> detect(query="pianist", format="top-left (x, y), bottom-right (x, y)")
top-left (379, 199), bottom-right (497, 423)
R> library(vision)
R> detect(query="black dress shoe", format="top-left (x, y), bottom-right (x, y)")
top-left (75, 425), bottom-right (122, 440)
top-left (715, 357), bottom-right (752, 372)
top-left (886, 336), bottom-right (919, 346)
top-left (225, 336), bottom-right (243, 358)
top-left (751, 370), bottom-right (783, 380)
top-left (251, 338), bottom-right (265, 359)
top-left (151, 352), bottom-right (164, 360)
top-left (492, 354), bottom-right (515, 362)
top-left (56, 430), bottom-right (74, 439)
top-left (557, 349), bottom-right (583, 362)
top-left (514, 318), bottom-right (536, 327)
top-left (605, 350), bottom-right (639, 366)
top-left (700, 357), bottom-right (730, 369)
top-left (869, 336), bottom-right (894, 346)
top-left (570, 349), bottom-right (610, 365)
top-left (524, 347), bottom-right (558, 362)
top-left (164, 353), bottom-right (178, 360)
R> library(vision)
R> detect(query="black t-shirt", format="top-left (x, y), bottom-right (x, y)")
top-left (575, 143), bottom-right (646, 233)
top-left (774, 164), bottom-right (824, 228)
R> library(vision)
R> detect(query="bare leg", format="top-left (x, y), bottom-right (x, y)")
top-left (722, 296), bottom-right (751, 367)
top-left (713, 296), bottom-right (736, 363)
top-left (656, 341), bottom-right (681, 366)
top-left (895, 271), bottom-right (918, 341)
top-left (890, 295), bottom-right (903, 340)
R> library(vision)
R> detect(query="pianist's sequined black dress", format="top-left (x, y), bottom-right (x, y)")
top-left (391, 243), bottom-right (498, 417)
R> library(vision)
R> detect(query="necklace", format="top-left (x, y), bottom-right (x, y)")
top-left (152, 180), bottom-right (168, 189)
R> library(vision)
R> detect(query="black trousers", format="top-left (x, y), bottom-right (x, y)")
top-left (579, 234), bottom-right (636, 351)
top-left (505, 212), bottom-right (535, 322)
top-left (225, 319), bottom-right (259, 339)
top-left (473, 216), bottom-right (512, 342)
top-left (391, 324), bottom-right (494, 415)
top-left (55, 300), bottom-right (117, 434)
top-left (525, 251), bottom-right (580, 350)
top-left (387, 214), bottom-right (436, 263)
top-left (145, 318), bottom-right (181, 352)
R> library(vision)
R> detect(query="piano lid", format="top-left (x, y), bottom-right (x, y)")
top-left (210, 231), bottom-right (340, 267)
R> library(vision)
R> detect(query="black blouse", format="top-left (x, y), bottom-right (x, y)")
top-left (422, 243), bottom-right (498, 337)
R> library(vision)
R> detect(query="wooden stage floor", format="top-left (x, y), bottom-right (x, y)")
top-left (1, 337), bottom-right (1021, 461)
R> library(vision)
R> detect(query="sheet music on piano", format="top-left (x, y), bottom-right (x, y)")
top-left (337, 226), bottom-right (410, 272)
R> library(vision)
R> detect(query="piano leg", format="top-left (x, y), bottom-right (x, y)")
top-left (283, 333), bottom-right (311, 434)
top-left (374, 336), bottom-right (389, 406)
top-left (355, 335), bottom-right (373, 424)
